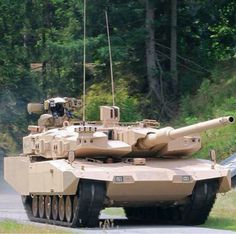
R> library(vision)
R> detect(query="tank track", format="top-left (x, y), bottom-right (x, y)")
top-left (232, 176), bottom-right (236, 188)
top-left (22, 179), bottom-right (105, 228)
top-left (181, 179), bottom-right (219, 225)
top-left (125, 179), bottom-right (219, 225)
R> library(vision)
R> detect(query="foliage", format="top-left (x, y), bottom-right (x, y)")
top-left (208, 1), bottom-right (236, 60)
top-left (177, 59), bottom-right (236, 160)
top-left (83, 78), bottom-right (142, 122)
top-left (0, 91), bottom-right (28, 152)
top-left (0, 1), bottom-right (235, 151)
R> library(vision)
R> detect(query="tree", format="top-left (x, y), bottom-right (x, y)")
top-left (0, 0), bottom-right (236, 151)
top-left (170, 0), bottom-right (177, 94)
top-left (145, 0), bottom-right (166, 117)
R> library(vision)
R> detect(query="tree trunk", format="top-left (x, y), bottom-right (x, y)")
top-left (170, 0), bottom-right (177, 94)
top-left (145, 0), bottom-right (163, 103)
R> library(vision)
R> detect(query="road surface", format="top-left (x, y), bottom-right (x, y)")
top-left (0, 153), bottom-right (235, 233)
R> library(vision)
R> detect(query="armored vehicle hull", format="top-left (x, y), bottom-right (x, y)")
top-left (3, 100), bottom-right (234, 227)
top-left (4, 156), bottom-right (231, 226)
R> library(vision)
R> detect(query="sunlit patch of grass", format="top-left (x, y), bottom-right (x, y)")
top-left (0, 220), bottom-right (71, 233)
top-left (102, 207), bottom-right (125, 217)
top-left (203, 189), bottom-right (236, 231)
top-left (204, 217), bottom-right (236, 231)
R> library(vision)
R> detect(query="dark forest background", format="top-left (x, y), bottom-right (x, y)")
top-left (0, 0), bottom-right (236, 157)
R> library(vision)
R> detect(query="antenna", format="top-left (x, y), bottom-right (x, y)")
top-left (105, 11), bottom-right (115, 106)
top-left (82, 0), bottom-right (86, 122)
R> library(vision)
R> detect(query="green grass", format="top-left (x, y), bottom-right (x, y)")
top-left (102, 207), bottom-right (125, 217)
top-left (0, 220), bottom-right (72, 233)
top-left (203, 189), bottom-right (236, 231)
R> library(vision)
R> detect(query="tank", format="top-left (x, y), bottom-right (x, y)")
top-left (4, 98), bottom-right (234, 227)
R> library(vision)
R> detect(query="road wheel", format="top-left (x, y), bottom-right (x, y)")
top-left (72, 195), bottom-right (78, 221)
top-left (38, 195), bottom-right (45, 218)
top-left (32, 195), bottom-right (38, 217)
top-left (45, 196), bottom-right (52, 219)
top-left (59, 196), bottom-right (65, 221)
top-left (52, 196), bottom-right (59, 220)
top-left (65, 196), bottom-right (72, 223)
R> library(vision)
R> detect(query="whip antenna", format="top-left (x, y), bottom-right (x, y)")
top-left (82, 0), bottom-right (86, 121)
top-left (105, 11), bottom-right (115, 106)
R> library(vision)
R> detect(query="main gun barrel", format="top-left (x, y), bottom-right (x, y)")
top-left (169, 116), bottom-right (234, 139)
top-left (138, 116), bottom-right (234, 150)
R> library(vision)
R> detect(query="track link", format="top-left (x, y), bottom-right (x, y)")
top-left (22, 179), bottom-right (105, 228)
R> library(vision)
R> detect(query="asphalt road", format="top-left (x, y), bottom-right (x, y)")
top-left (0, 153), bottom-right (235, 234)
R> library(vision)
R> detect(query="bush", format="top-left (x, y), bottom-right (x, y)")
top-left (80, 79), bottom-right (142, 122)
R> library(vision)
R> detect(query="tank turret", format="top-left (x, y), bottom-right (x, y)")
top-left (22, 104), bottom-right (234, 159)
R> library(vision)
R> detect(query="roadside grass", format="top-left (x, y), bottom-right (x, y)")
top-left (202, 189), bottom-right (236, 231)
top-left (0, 220), bottom-right (71, 233)
top-left (102, 207), bottom-right (125, 217)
